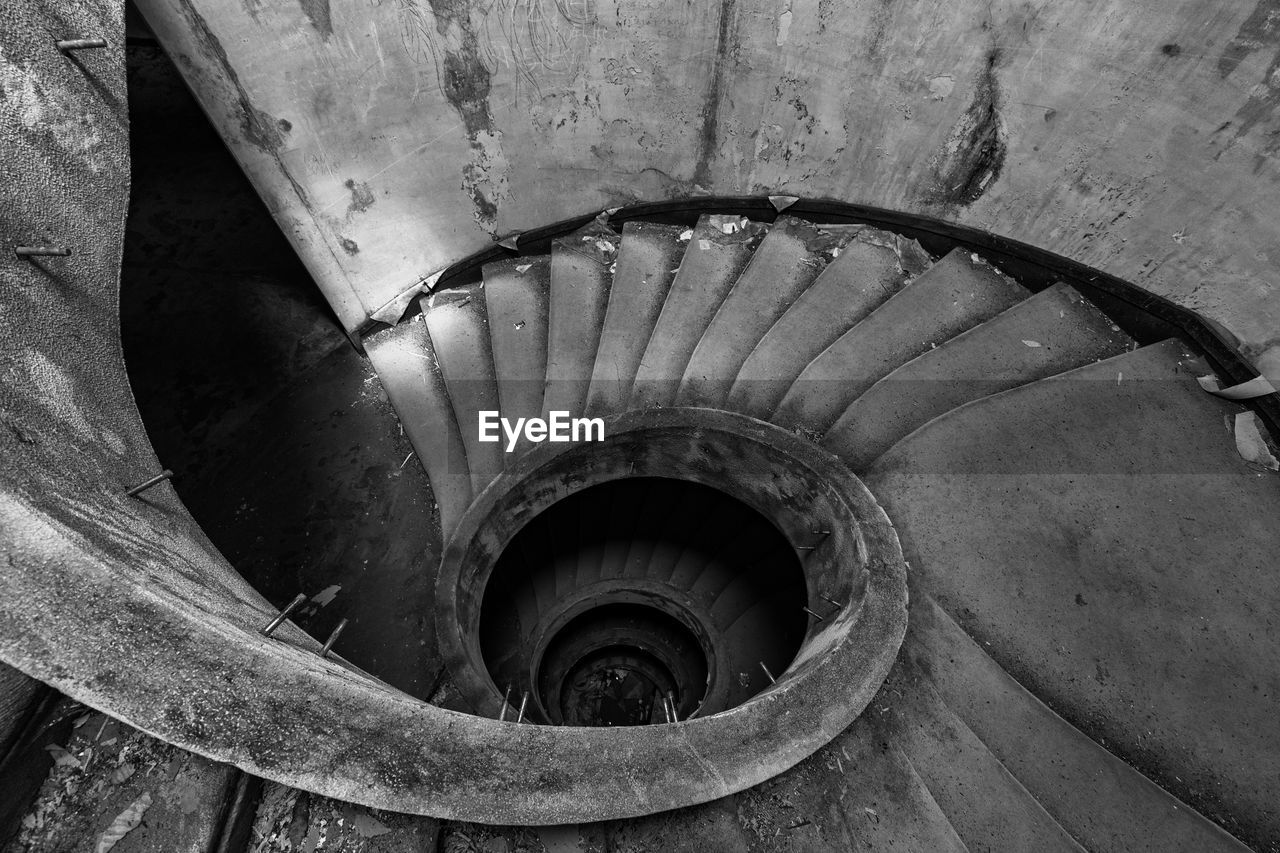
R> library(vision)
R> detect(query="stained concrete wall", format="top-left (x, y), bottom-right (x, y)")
top-left (132, 0), bottom-right (1279, 370)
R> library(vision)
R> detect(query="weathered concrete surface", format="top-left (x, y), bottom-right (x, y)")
top-left (133, 0), bottom-right (1280, 366)
top-left (866, 340), bottom-right (1280, 849)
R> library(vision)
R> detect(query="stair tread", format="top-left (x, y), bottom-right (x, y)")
top-left (731, 715), bottom-right (972, 852)
top-left (909, 593), bottom-right (1253, 852)
top-left (421, 284), bottom-right (504, 493)
top-left (483, 256), bottom-right (551, 461)
top-left (586, 222), bottom-right (689, 416)
top-left (882, 662), bottom-right (1087, 852)
top-left (629, 216), bottom-right (766, 409)
top-left (825, 281), bottom-right (1134, 470)
top-left (774, 248), bottom-right (1029, 433)
top-left (727, 227), bottom-right (931, 419)
top-left (678, 217), bottom-right (858, 409)
top-left (866, 339), bottom-right (1280, 846)
top-left (364, 321), bottom-right (472, 540)
top-left (544, 219), bottom-right (619, 419)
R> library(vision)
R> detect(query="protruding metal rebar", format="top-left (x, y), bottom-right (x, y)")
top-left (811, 529), bottom-right (831, 536)
top-left (499, 684), bottom-right (512, 721)
top-left (666, 691), bottom-right (677, 723)
top-left (516, 691), bottom-right (529, 723)
top-left (56, 38), bottom-right (108, 52)
top-left (821, 595), bottom-right (844, 609)
top-left (15, 246), bottom-right (71, 257)
top-left (760, 661), bottom-right (777, 684)
top-left (125, 469), bottom-right (173, 497)
top-left (260, 593), bottom-right (307, 637)
top-left (319, 618), bottom-right (348, 658)
top-left (802, 606), bottom-right (825, 621)
top-left (797, 545), bottom-right (817, 551)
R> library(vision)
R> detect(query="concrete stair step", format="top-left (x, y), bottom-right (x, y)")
top-left (629, 216), bottom-right (766, 409)
top-left (421, 284), bottom-right (504, 494)
top-left (825, 281), bottom-right (1134, 471)
top-left (866, 339), bottom-right (1280, 846)
top-left (883, 661), bottom-right (1087, 853)
top-left (774, 248), bottom-right (1029, 433)
top-left (365, 320), bottom-right (472, 540)
top-left (732, 713), bottom-right (972, 852)
top-left (618, 479), bottom-right (687, 581)
top-left (586, 222), bottom-right (689, 417)
top-left (483, 256), bottom-right (551, 462)
top-left (678, 217), bottom-right (858, 409)
top-left (909, 593), bottom-right (1252, 852)
top-left (727, 226), bottom-right (931, 419)
top-left (543, 219), bottom-right (619, 420)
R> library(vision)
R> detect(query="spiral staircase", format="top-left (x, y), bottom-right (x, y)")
top-left (5, 0), bottom-right (1280, 848)
top-left (338, 209), bottom-right (1274, 849)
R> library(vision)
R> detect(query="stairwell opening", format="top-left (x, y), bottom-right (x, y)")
top-left (477, 477), bottom-right (808, 725)
top-left (436, 408), bottom-right (909, 737)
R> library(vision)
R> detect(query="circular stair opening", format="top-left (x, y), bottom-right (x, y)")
top-left (436, 408), bottom-right (908, 737)
top-left (478, 478), bottom-right (808, 725)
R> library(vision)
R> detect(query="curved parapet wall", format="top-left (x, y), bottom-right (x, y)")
top-left (133, 0), bottom-right (1280, 367)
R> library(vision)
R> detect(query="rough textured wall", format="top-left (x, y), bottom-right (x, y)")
top-left (132, 0), bottom-right (1279, 369)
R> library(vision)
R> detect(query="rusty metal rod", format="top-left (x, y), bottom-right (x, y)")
top-left (319, 618), bottom-right (348, 658)
top-left (516, 691), bottom-right (529, 723)
top-left (802, 606), bottom-right (825, 621)
top-left (15, 246), bottom-right (71, 257)
top-left (821, 595), bottom-right (844, 608)
top-left (760, 661), bottom-right (777, 684)
top-left (499, 684), bottom-right (512, 721)
top-left (56, 38), bottom-right (108, 52)
top-left (260, 594), bottom-right (307, 637)
top-left (124, 469), bottom-right (173, 497)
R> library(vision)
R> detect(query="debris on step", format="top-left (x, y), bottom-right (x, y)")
top-left (514, 263), bottom-right (531, 273)
top-left (1233, 412), bottom-right (1279, 470)
top-left (769, 194), bottom-right (800, 211)
top-left (707, 214), bottom-right (749, 233)
top-left (678, 228), bottom-right (694, 241)
top-left (95, 792), bottom-right (152, 853)
top-left (1022, 340), bottom-right (1042, 348)
top-left (251, 781), bottom-right (437, 852)
top-left (13, 712), bottom-right (238, 853)
top-left (1198, 372), bottom-right (1277, 400)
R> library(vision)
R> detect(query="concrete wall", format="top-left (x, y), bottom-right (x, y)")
top-left (133, 0), bottom-right (1279, 370)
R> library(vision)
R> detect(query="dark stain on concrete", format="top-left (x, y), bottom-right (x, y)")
top-left (339, 237), bottom-right (360, 255)
top-left (297, 0), bottom-right (333, 39)
top-left (1217, 2), bottom-right (1280, 164)
top-left (693, 0), bottom-right (737, 188)
top-left (1217, 0), bottom-right (1280, 79)
top-left (344, 178), bottom-right (376, 215)
top-left (865, 0), bottom-right (895, 59)
top-left (173, 0), bottom-right (310, 205)
top-left (1161, 43), bottom-right (1182, 56)
top-left (277, 118), bottom-right (293, 133)
top-left (426, 0), bottom-right (493, 138)
top-left (926, 49), bottom-right (1007, 208)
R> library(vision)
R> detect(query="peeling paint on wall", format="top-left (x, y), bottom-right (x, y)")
top-left (925, 49), bottom-right (1007, 207)
top-left (345, 178), bottom-right (376, 216)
